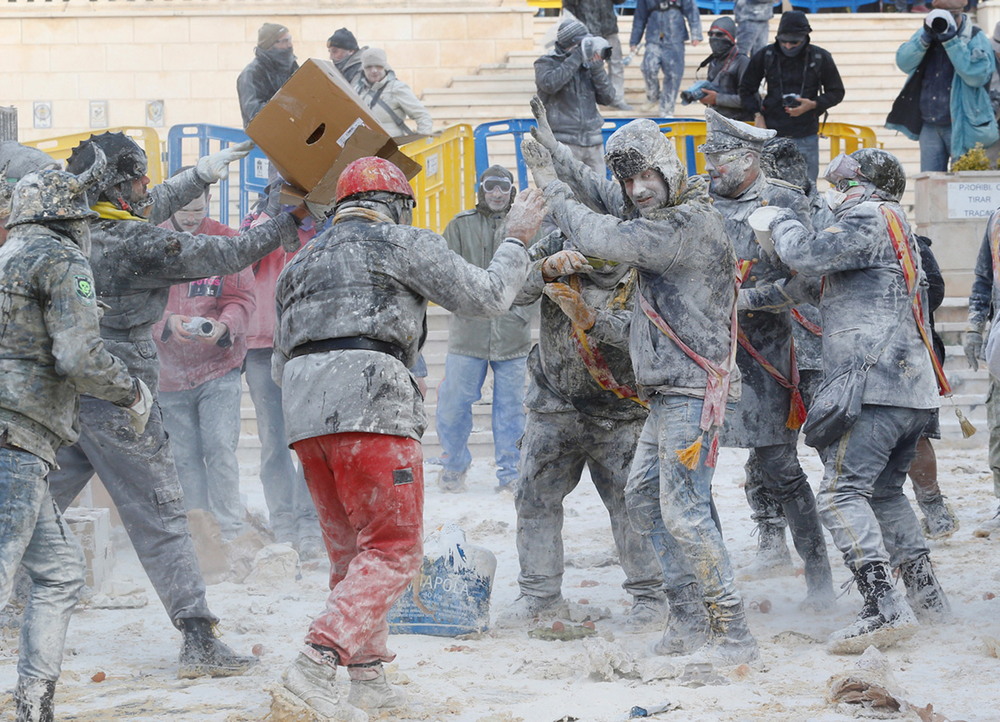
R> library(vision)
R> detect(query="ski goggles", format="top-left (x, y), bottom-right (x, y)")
top-left (823, 153), bottom-right (863, 190)
top-left (481, 177), bottom-right (513, 193)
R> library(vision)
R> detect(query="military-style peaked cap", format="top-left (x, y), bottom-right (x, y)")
top-left (698, 108), bottom-right (776, 155)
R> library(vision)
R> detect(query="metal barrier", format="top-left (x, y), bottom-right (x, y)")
top-left (166, 124), bottom-right (265, 226)
top-left (24, 126), bottom-right (165, 185)
top-left (399, 124), bottom-right (476, 234)
top-left (473, 117), bottom-right (706, 188)
top-left (821, 121), bottom-right (880, 156)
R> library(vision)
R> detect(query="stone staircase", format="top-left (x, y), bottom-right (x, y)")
top-left (236, 10), bottom-right (992, 468)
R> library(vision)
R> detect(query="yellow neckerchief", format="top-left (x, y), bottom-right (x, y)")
top-left (93, 201), bottom-right (147, 222)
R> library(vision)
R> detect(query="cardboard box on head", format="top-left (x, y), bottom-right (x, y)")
top-left (246, 58), bottom-right (422, 206)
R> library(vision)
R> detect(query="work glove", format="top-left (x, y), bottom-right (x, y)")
top-left (196, 140), bottom-right (255, 183)
top-left (521, 136), bottom-right (558, 189)
top-left (529, 96), bottom-right (559, 153)
top-left (503, 188), bottom-right (547, 244)
top-left (541, 250), bottom-right (593, 280)
top-left (963, 330), bottom-right (984, 371)
top-left (543, 282), bottom-right (597, 330)
top-left (125, 377), bottom-right (153, 436)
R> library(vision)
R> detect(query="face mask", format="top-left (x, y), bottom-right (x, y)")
top-left (262, 46), bottom-right (296, 70)
top-left (709, 37), bottom-right (733, 56)
top-left (824, 188), bottom-right (847, 210)
top-left (779, 41), bottom-right (806, 57)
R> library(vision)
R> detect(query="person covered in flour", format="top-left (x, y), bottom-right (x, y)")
top-left (759, 148), bottom-right (951, 654)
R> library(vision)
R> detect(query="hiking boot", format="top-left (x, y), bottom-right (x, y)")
top-left (739, 521), bottom-right (793, 580)
top-left (494, 593), bottom-right (567, 628)
top-left (973, 503), bottom-right (1000, 538)
top-left (624, 595), bottom-right (667, 631)
top-left (918, 495), bottom-right (959, 540)
top-left (652, 584), bottom-right (710, 656)
top-left (347, 661), bottom-right (406, 711)
top-left (177, 617), bottom-right (258, 679)
top-left (828, 561), bottom-right (918, 655)
top-left (281, 646), bottom-right (368, 721)
top-left (900, 554), bottom-right (951, 623)
top-left (437, 469), bottom-right (467, 494)
top-left (686, 601), bottom-right (760, 666)
top-left (14, 677), bottom-right (55, 722)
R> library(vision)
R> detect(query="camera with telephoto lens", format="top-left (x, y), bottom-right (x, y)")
top-left (182, 317), bottom-right (215, 337)
top-left (580, 35), bottom-right (612, 66)
top-left (680, 80), bottom-right (719, 105)
top-left (782, 93), bottom-right (802, 108)
top-left (925, 8), bottom-right (956, 36)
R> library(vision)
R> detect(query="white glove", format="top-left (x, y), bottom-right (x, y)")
top-left (125, 377), bottom-right (153, 436)
top-left (196, 140), bottom-right (254, 183)
top-left (521, 136), bottom-right (558, 189)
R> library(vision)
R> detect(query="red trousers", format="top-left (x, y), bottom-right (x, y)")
top-left (292, 432), bottom-right (424, 666)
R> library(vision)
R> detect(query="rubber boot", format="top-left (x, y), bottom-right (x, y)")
top-left (899, 554), bottom-right (951, 623)
top-left (652, 583), bottom-right (710, 656)
top-left (689, 601), bottom-right (759, 665)
top-left (281, 645), bottom-right (368, 721)
top-left (782, 492), bottom-right (836, 611)
top-left (739, 521), bottom-right (793, 580)
top-left (177, 617), bottom-right (258, 679)
top-left (347, 661), bottom-right (406, 711)
top-left (14, 677), bottom-right (55, 722)
top-left (828, 561), bottom-right (918, 654)
top-left (917, 495), bottom-right (959, 540)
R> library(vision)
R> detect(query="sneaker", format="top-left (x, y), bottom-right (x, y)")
top-left (973, 504), bottom-right (1000, 538)
top-left (918, 496), bottom-right (959, 540)
top-left (624, 596), bottom-right (667, 631)
top-left (281, 647), bottom-right (368, 722)
top-left (494, 593), bottom-right (567, 628)
top-left (437, 469), bottom-right (467, 494)
top-left (347, 662), bottom-right (406, 711)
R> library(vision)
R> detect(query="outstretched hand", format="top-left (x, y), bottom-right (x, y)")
top-left (196, 140), bottom-right (255, 183)
top-left (521, 136), bottom-right (558, 189)
top-left (504, 188), bottom-right (547, 244)
top-left (529, 96), bottom-right (559, 152)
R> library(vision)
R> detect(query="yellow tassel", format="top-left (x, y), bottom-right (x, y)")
top-left (955, 408), bottom-right (977, 438)
top-left (675, 434), bottom-right (704, 470)
top-left (785, 392), bottom-right (807, 431)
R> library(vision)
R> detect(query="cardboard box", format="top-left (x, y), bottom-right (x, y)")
top-left (246, 58), bottom-right (422, 206)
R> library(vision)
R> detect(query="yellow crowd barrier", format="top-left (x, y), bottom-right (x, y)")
top-left (24, 127), bottom-right (165, 186)
top-left (401, 124), bottom-right (476, 235)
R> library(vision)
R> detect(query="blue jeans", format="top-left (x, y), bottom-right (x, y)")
top-left (817, 404), bottom-right (932, 571)
top-left (244, 347), bottom-right (320, 544)
top-left (160, 368), bottom-right (244, 538)
top-left (0, 446), bottom-right (84, 680)
top-left (435, 353), bottom-right (527, 486)
top-left (919, 123), bottom-right (952, 172)
top-left (788, 134), bottom-right (820, 189)
top-left (624, 395), bottom-right (743, 609)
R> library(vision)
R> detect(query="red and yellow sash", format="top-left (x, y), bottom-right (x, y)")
top-left (880, 205), bottom-right (952, 396)
top-left (791, 308), bottom-right (823, 336)
top-left (736, 329), bottom-right (808, 430)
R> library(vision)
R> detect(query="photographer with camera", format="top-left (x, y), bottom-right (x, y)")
top-left (535, 18), bottom-right (617, 173)
top-left (685, 17), bottom-right (753, 122)
top-left (739, 11), bottom-right (844, 186)
top-left (887, 0), bottom-right (997, 172)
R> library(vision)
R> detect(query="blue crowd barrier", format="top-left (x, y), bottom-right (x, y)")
top-left (166, 124), bottom-right (268, 226)
top-left (473, 117), bottom-right (704, 189)
top-left (617, 0), bottom-right (868, 13)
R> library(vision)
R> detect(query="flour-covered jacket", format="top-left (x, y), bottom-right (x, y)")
top-left (515, 231), bottom-right (646, 423)
top-left (534, 46), bottom-right (616, 148)
top-left (87, 167), bottom-right (299, 394)
top-left (734, 0), bottom-right (774, 23)
top-left (773, 200), bottom-right (939, 409)
top-left (353, 70), bottom-right (433, 137)
top-left (543, 132), bottom-right (738, 398)
top-left (272, 212), bottom-right (530, 444)
top-left (444, 206), bottom-right (533, 361)
top-left (715, 174), bottom-right (813, 448)
top-left (0, 223), bottom-right (135, 465)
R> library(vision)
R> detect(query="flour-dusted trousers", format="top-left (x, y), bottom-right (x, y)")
top-left (292, 431), bottom-right (424, 666)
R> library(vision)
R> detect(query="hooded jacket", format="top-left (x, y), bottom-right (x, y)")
top-left (738, 14), bottom-right (845, 138)
top-left (236, 48), bottom-right (299, 128)
top-left (152, 217), bottom-right (256, 392)
top-left (0, 223), bottom-right (135, 464)
top-left (535, 44), bottom-right (616, 148)
top-left (353, 69), bottom-right (433, 138)
top-left (888, 16), bottom-right (998, 161)
top-left (443, 168), bottom-right (535, 361)
top-left (543, 119), bottom-right (738, 397)
top-left (703, 20), bottom-right (753, 122)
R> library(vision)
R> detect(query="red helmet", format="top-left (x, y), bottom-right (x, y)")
top-left (335, 156), bottom-right (414, 204)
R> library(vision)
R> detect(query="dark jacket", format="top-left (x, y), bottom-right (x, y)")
top-left (970, 222), bottom-right (996, 332)
top-left (535, 45), bottom-right (616, 147)
top-left (739, 42), bottom-right (845, 138)
top-left (705, 48), bottom-right (753, 121)
top-left (335, 47), bottom-right (366, 86)
top-left (236, 50), bottom-right (299, 128)
top-left (563, 0), bottom-right (623, 37)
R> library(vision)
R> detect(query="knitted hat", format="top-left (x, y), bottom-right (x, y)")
top-left (258, 23), bottom-right (289, 50)
top-left (328, 27), bottom-right (359, 51)
top-left (776, 11), bottom-right (811, 39)
top-left (709, 17), bottom-right (737, 42)
top-left (361, 47), bottom-right (389, 69)
top-left (556, 18), bottom-right (589, 48)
